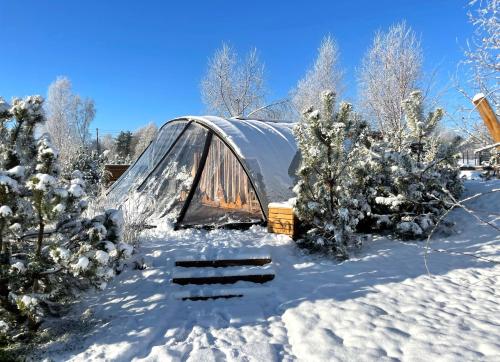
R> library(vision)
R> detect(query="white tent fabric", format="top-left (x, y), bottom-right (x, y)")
top-left (107, 116), bottom-right (298, 226)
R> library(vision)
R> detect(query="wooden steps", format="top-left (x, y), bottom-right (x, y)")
top-left (175, 258), bottom-right (271, 268)
top-left (173, 273), bottom-right (275, 285)
top-left (172, 252), bottom-right (275, 300)
top-left (172, 286), bottom-right (273, 301)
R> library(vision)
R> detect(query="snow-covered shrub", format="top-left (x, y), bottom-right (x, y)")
top-left (61, 146), bottom-right (109, 197)
top-left (0, 95), bottom-right (130, 344)
top-left (363, 91), bottom-right (462, 238)
top-left (293, 90), bottom-right (371, 259)
top-left (121, 194), bottom-right (155, 247)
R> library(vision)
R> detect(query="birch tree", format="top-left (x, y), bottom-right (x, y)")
top-left (465, 0), bottom-right (499, 110)
top-left (457, 0), bottom-right (499, 146)
top-left (132, 122), bottom-right (158, 160)
top-left (201, 43), bottom-right (265, 117)
top-left (292, 35), bottom-right (344, 114)
top-left (358, 22), bottom-right (422, 149)
top-left (44, 77), bottom-right (96, 165)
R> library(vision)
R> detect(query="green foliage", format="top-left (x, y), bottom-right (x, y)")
top-left (62, 146), bottom-right (109, 196)
top-left (115, 131), bottom-right (134, 163)
top-left (0, 95), bottom-right (129, 345)
top-left (293, 90), bottom-right (371, 259)
top-left (365, 91), bottom-right (462, 238)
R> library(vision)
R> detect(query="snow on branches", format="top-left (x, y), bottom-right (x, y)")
top-left (365, 91), bottom-right (463, 238)
top-left (292, 89), bottom-right (462, 254)
top-left (293, 90), bottom-right (371, 259)
top-left (0, 95), bottom-right (130, 343)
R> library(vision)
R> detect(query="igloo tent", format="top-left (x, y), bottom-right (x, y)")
top-left (107, 116), bottom-right (298, 228)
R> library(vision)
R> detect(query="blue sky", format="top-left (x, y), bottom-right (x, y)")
top-left (1, 1), bottom-right (473, 136)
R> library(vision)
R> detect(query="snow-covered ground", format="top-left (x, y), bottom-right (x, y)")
top-left (37, 180), bottom-right (500, 361)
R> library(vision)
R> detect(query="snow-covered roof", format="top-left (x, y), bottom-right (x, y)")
top-left (167, 116), bottom-right (298, 215)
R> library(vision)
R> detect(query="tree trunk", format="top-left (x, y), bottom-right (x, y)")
top-left (36, 220), bottom-right (45, 258)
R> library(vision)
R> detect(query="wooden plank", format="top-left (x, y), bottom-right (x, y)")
top-left (268, 223), bottom-right (294, 229)
top-left (269, 214), bottom-right (296, 220)
top-left (182, 294), bottom-right (243, 301)
top-left (175, 258), bottom-right (272, 268)
top-left (269, 208), bottom-right (294, 215)
top-left (172, 274), bottom-right (275, 285)
top-left (268, 222), bottom-right (294, 230)
top-left (268, 219), bottom-right (294, 225)
top-left (267, 218), bottom-right (297, 225)
top-left (268, 226), bottom-right (294, 234)
top-left (268, 215), bottom-right (296, 223)
top-left (269, 207), bottom-right (294, 213)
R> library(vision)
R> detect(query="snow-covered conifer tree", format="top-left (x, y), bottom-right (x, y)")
top-left (293, 90), bottom-right (371, 259)
top-left (62, 147), bottom-right (108, 196)
top-left (0, 95), bottom-right (129, 344)
top-left (365, 91), bottom-right (462, 238)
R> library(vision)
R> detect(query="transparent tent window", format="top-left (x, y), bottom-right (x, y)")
top-left (114, 120), bottom-right (264, 226)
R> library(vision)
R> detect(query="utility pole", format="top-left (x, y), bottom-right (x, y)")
top-left (96, 127), bottom-right (100, 154)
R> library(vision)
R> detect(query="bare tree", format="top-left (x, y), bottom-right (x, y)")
top-left (74, 96), bottom-right (96, 146)
top-left (358, 22), bottom-right (422, 148)
top-left (44, 77), bottom-right (77, 160)
top-left (132, 122), bottom-right (158, 160)
top-left (292, 35), bottom-right (344, 115)
top-left (101, 134), bottom-right (116, 161)
top-left (454, 0), bottom-right (499, 146)
top-left (465, 0), bottom-right (499, 111)
top-left (44, 76), bottom-right (96, 164)
top-left (201, 43), bottom-right (265, 118)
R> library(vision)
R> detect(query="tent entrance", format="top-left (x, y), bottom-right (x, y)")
top-left (176, 129), bottom-right (264, 228)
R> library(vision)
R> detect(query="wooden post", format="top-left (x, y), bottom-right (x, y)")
top-left (473, 93), bottom-right (500, 143)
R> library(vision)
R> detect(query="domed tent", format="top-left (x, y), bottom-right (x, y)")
top-left (106, 116), bottom-right (298, 228)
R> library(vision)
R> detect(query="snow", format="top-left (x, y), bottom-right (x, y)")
top-left (7, 166), bottom-right (25, 178)
top-left (50, 247), bottom-right (71, 262)
top-left (268, 201), bottom-right (292, 209)
top-left (53, 203), bottom-right (66, 213)
top-left (94, 250), bottom-right (110, 265)
top-left (0, 320), bottom-right (9, 333)
top-left (460, 170), bottom-right (483, 180)
top-left (375, 194), bottom-right (405, 207)
top-left (472, 92), bottom-right (485, 102)
top-left (0, 205), bottom-right (13, 217)
top-left (172, 286), bottom-right (274, 301)
top-left (0, 174), bottom-right (19, 191)
top-left (396, 221), bottom-right (423, 235)
top-left (11, 261), bottom-right (26, 273)
top-left (32, 173), bottom-right (56, 191)
top-left (69, 184), bottom-right (85, 198)
top-left (36, 180), bottom-right (500, 361)
top-left (118, 242), bottom-right (133, 258)
top-left (20, 295), bottom-right (38, 309)
top-left (74, 256), bottom-right (90, 271)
